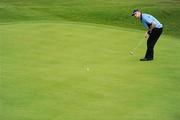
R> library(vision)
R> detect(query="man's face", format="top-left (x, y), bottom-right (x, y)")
top-left (134, 11), bottom-right (141, 19)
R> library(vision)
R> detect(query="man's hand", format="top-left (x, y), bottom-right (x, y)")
top-left (145, 32), bottom-right (149, 38)
top-left (149, 22), bottom-right (156, 33)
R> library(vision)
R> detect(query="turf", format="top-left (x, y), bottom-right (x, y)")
top-left (1, 0), bottom-right (180, 120)
top-left (1, 21), bottom-right (180, 120)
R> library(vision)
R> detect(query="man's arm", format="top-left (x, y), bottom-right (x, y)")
top-left (143, 15), bottom-right (157, 34)
top-left (145, 22), bottom-right (156, 38)
top-left (148, 22), bottom-right (156, 34)
top-left (145, 23), bottom-right (156, 38)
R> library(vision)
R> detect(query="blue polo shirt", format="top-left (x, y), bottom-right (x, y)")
top-left (141, 13), bottom-right (163, 30)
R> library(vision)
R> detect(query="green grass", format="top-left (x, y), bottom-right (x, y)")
top-left (0, 0), bottom-right (180, 36)
top-left (1, 0), bottom-right (180, 120)
top-left (1, 21), bottom-right (180, 120)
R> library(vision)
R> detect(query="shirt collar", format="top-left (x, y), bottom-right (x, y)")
top-left (140, 13), bottom-right (142, 21)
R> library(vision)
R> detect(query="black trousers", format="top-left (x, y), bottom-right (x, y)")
top-left (145, 28), bottom-right (163, 59)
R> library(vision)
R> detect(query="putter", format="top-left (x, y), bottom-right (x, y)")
top-left (129, 38), bottom-right (144, 55)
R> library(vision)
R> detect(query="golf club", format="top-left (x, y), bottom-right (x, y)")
top-left (129, 38), bottom-right (144, 55)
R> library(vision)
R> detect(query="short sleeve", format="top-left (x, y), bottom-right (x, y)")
top-left (144, 15), bottom-right (153, 24)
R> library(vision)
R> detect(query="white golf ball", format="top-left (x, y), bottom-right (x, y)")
top-left (129, 51), bottom-right (134, 55)
top-left (86, 67), bottom-right (90, 71)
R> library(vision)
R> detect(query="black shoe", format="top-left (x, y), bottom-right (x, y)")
top-left (140, 58), bottom-right (153, 61)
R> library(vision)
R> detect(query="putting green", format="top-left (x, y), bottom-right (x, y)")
top-left (1, 21), bottom-right (180, 120)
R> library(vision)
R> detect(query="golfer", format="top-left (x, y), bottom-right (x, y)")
top-left (132, 9), bottom-right (163, 61)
